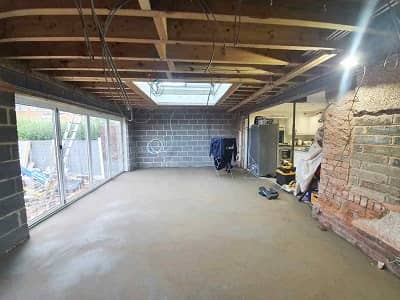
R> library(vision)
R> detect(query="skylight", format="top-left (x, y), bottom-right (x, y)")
top-left (133, 81), bottom-right (232, 106)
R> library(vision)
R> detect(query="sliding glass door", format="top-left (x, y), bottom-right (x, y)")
top-left (59, 111), bottom-right (90, 202)
top-left (90, 116), bottom-right (109, 184)
top-left (15, 104), bottom-right (62, 222)
top-left (15, 94), bottom-right (126, 225)
top-left (109, 120), bottom-right (124, 175)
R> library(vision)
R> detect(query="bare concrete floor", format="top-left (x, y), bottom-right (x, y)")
top-left (0, 168), bottom-right (399, 299)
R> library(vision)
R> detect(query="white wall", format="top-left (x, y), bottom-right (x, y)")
top-left (250, 103), bottom-right (325, 141)
top-left (289, 113), bottom-right (321, 136)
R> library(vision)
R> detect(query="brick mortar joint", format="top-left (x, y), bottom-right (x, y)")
top-left (0, 208), bottom-right (23, 220)
top-left (0, 175), bottom-right (21, 183)
top-left (0, 223), bottom-right (29, 241)
top-left (354, 108), bottom-right (400, 117)
top-left (0, 191), bottom-right (24, 202)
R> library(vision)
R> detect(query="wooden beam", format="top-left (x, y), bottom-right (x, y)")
top-left (167, 45), bottom-right (289, 65)
top-left (27, 60), bottom-right (278, 75)
top-left (0, 61), bottom-right (120, 113)
top-left (228, 53), bottom-right (336, 112)
top-left (0, 5), bottom-right (367, 32)
top-left (40, 70), bottom-right (280, 84)
top-left (54, 76), bottom-right (266, 84)
top-left (167, 61), bottom-right (176, 71)
top-left (0, 15), bottom-right (341, 52)
top-left (34, 66), bottom-right (273, 75)
top-left (124, 80), bottom-right (157, 105)
top-left (98, 95), bottom-right (143, 99)
top-left (138, 0), bottom-right (175, 79)
top-left (167, 19), bottom-right (339, 51)
top-left (90, 91), bottom-right (137, 95)
top-left (77, 83), bottom-right (132, 90)
top-left (248, 71), bottom-right (343, 113)
top-left (137, 0), bottom-right (151, 10)
top-left (216, 83), bottom-right (242, 105)
top-left (28, 60), bottom-right (168, 71)
top-left (0, 37), bottom-right (338, 52)
top-left (153, 16), bottom-right (168, 42)
top-left (0, 42), bottom-right (293, 66)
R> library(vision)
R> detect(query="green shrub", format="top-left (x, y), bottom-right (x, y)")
top-left (17, 117), bottom-right (102, 141)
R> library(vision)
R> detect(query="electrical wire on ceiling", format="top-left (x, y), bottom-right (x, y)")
top-left (71, 0), bottom-right (130, 111)
top-left (194, 0), bottom-right (227, 73)
top-left (88, 0), bottom-right (135, 121)
top-left (206, 81), bottom-right (215, 107)
top-left (92, 1), bottom-right (130, 99)
top-left (193, 0), bottom-right (225, 139)
top-left (197, 0), bottom-right (217, 73)
top-left (233, 0), bottom-right (242, 47)
top-left (74, 0), bottom-right (127, 115)
top-left (73, 0), bottom-right (94, 60)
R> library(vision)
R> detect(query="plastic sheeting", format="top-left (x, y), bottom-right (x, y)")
top-left (295, 142), bottom-right (322, 193)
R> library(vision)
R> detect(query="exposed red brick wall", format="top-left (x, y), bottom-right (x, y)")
top-left (316, 64), bottom-right (400, 277)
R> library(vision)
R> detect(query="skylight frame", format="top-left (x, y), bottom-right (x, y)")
top-left (133, 81), bottom-right (232, 106)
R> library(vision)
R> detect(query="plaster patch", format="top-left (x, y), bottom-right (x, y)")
top-left (353, 211), bottom-right (400, 252)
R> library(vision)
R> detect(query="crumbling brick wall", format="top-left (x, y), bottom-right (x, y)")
top-left (351, 115), bottom-right (399, 209)
top-left (317, 63), bottom-right (400, 276)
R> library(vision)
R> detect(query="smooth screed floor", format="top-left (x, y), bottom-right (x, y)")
top-left (0, 168), bottom-right (399, 299)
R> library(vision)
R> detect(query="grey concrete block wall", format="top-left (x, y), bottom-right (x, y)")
top-left (0, 91), bottom-right (29, 254)
top-left (128, 108), bottom-right (238, 168)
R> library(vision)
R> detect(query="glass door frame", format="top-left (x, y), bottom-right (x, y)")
top-left (108, 119), bottom-right (125, 176)
top-left (89, 115), bottom-right (110, 185)
top-left (16, 93), bottom-right (126, 226)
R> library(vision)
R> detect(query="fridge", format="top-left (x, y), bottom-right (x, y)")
top-left (248, 124), bottom-right (278, 177)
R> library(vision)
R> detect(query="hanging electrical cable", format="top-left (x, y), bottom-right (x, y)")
top-left (233, 0), bottom-right (242, 47)
top-left (89, 0), bottom-right (135, 120)
top-left (70, 0), bottom-right (129, 112)
top-left (196, 0), bottom-right (227, 73)
top-left (73, 0), bottom-right (94, 60)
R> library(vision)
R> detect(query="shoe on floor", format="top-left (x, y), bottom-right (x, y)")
top-left (259, 186), bottom-right (279, 200)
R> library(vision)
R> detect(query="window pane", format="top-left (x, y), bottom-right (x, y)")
top-left (16, 104), bottom-right (62, 222)
top-left (59, 111), bottom-right (90, 201)
top-left (89, 117), bottom-right (109, 183)
top-left (109, 120), bottom-right (123, 175)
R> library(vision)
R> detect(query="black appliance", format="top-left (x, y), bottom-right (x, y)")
top-left (279, 147), bottom-right (292, 162)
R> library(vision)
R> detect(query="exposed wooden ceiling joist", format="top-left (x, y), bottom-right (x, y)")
top-left (54, 76), bottom-right (267, 84)
top-left (0, 15), bottom-right (340, 52)
top-left (216, 83), bottom-right (242, 105)
top-left (0, 0), bottom-right (371, 33)
top-left (91, 89), bottom-right (136, 93)
top-left (167, 19), bottom-right (339, 51)
top-left (138, 0), bottom-right (174, 79)
top-left (0, 42), bottom-right (294, 66)
top-left (228, 52), bottom-right (337, 112)
top-left (124, 80), bottom-right (157, 105)
top-left (0, 1), bottom-right (385, 110)
top-left (27, 60), bottom-right (301, 76)
top-left (33, 66), bottom-right (274, 76)
top-left (41, 70), bottom-right (283, 83)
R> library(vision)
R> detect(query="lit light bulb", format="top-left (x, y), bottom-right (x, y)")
top-left (340, 55), bottom-right (359, 69)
